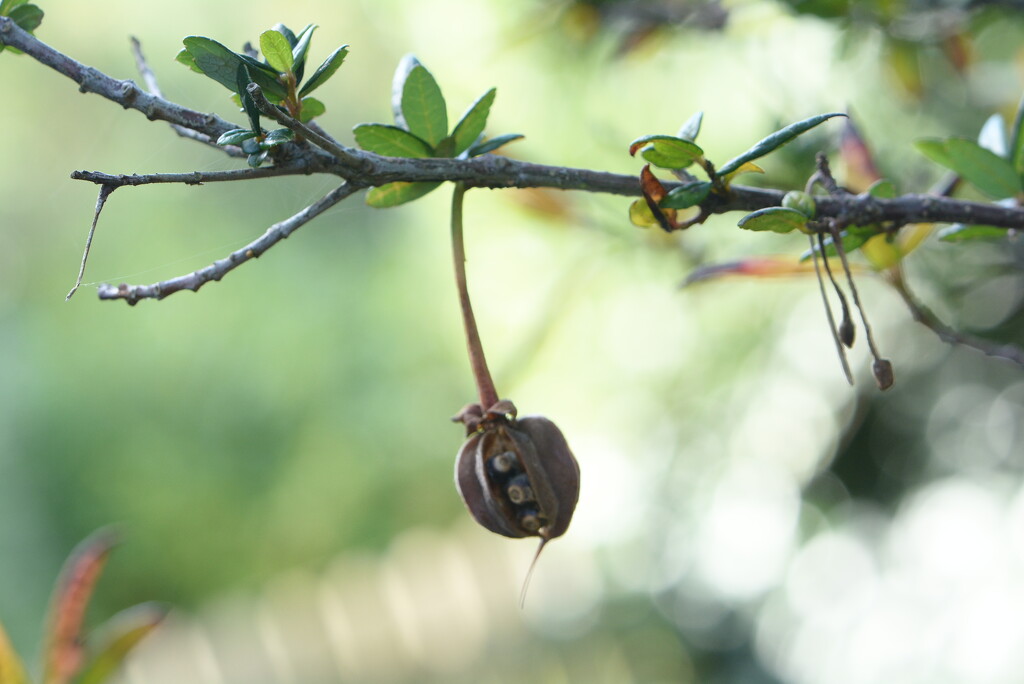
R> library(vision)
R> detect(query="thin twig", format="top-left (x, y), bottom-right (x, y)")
top-left (66, 185), bottom-right (116, 301)
top-left (888, 269), bottom-right (1024, 367)
top-left (129, 36), bottom-right (238, 154)
top-left (70, 166), bottom-right (314, 188)
top-left (95, 182), bottom-right (362, 304)
top-left (808, 234), bottom-right (854, 384)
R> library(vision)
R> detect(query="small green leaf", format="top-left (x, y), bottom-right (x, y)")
top-left (799, 230), bottom-right (872, 261)
top-left (678, 111), bottom-right (703, 141)
top-left (637, 136), bottom-right (705, 170)
top-left (400, 64), bottom-right (448, 146)
top-left (273, 23), bottom-right (298, 47)
top-left (237, 53), bottom-right (289, 101)
top-left (662, 181), bottom-right (712, 209)
top-left (1011, 93), bottom-right (1024, 181)
top-left (718, 112), bottom-right (847, 177)
top-left (450, 88), bottom-right (496, 156)
top-left (0, 0), bottom-right (30, 15)
top-left (182, 36), bottom-right (245, 92)
top-left (8, 2), bottom-right (41, 32)
top-left (290, 24), bottom-right (317, 82)
top-left (353, 123), bottom-right (433, 158)
top-left (298, 44), bottom-right (349, 97)
top-left (236, 63), bottom-right (261, 133)
top-left (366, 181), bottom-right (441, 208)
top-left (259, 29), bottom-right (293, 73)
top-left (77, 603), bottom-right (168, 684)
top-left (175, 48), bottom-right (203, 73)
top-left (247, 150), bottom-right (269, 167)
top-left (261, 128), bottom-right (295, 148)
top-left (945, 137), bottom-right (1021, 198)
top-left (937, 223), bottom-right (1009, 242)
top-left (298, 96), bottom-right (325, 123)
top-left (915, 138), bottom-right (953, 168)
top-left (0, 619), bottom-right (30, 684)
top-left (467, 133), bottom-right (523, 157)
top-left (216, 129), bottom-right (258, 146)
top-left (738, 207), bottom-right (808, 233)
top-left (628, 198), bottom-right (658, 227)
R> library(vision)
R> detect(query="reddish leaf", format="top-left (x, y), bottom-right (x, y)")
top-left (639, 164), bottom-right (677, 232)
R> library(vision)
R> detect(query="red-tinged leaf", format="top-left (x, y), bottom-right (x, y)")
top-left (77, 603), bottom-right (169, 684)
top-left (43, 529), bottom-right (119, 684)
top-left (840, 117), bottom-right (882, 192)
top-left (639, 164), bottom-right (677, 232)
top-left (0, 619), bottom-right (31, 684)
top-left (684, 257), bottom-right (820, 286)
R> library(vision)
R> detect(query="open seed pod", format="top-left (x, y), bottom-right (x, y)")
top-left (453, 402), bottom-right (580, 542)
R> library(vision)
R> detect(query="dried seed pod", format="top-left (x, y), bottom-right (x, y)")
top-left (454, 403), bottom-right (580, 542)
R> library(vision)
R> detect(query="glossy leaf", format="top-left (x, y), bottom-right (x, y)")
top-left (175, 48), bottom-right (203, 73)
top-left (298, 97), bottom-right (325, 123)
top-left (678, 111), bottom-right (703, 141)
top-left (216, 128), bottom-right (258, 146)
top-left (945, 137), bottom-right (1020, 198)
top-left (8, 2), bottom-right (41, 31)
top-left (236, 63), bottom-right (260, 133)
top-left (77, 603), bottom-right (168, 684)
top-left (641, 137), bottom-right (704, 170)
top-left (236, 54), bottom-right (289, 101)
top-left (43, 529), bottom-right (119, 684)
top-left (662, 180), bottom-right (711, 209)
top-left (290, 24), bottom-right (316, 81)
top-left (0, 619), bottom-right (30, 684)
top-left (298, 44), bottom-right (349, 97)
top-left (366, 181), bottom-right (441, 208)
top-left (354, 124), bottom-right (433, 158)
top-left (259, 29), bottom-right (293, 73)
top-left (738, 207), bottom-right (808, 233)
top-left (450, 88), bottom-right (496, 156)
top-left (261, 128), bottom-right (294, 148)
top-left (401, 64), bottom-right (448, 146)
top-left (718, 112), bottom-right (846, 177)
top-left (937, 223), bottom-right (1008, 242)
top-left (467, 133), bottom-right (523, 157)
top-left (182, 36), bottom-right (245, 92)
top-left (247, 150), bottom-right (269, 168)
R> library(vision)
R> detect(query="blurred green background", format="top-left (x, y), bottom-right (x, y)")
top-left (2, 1), bottom-right (1024, 682)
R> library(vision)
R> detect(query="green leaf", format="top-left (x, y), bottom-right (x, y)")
top-left (77, 603), bottom-right (168, 684)
top-left (450, 88), bottom-right (496, 156)
top-left (468, 133), bottom-right (523, 157)
top-left (0, 619), bottom-right (30, 684)
top-left (8, 2), bottom-right (41, 32)
top-left (273, 23), bottom-right (298, 47)
top-left (391, 54), bottom-right (420, 129)
top-left (366, 181), bottom-right (441, 208)
top-left (737, 207), bottom-right (808, 233)
top-left (662, 181), bottom-right (712, 209)
top-left (298, 44), bottom-right (349, 97)
top-left (236, 63), bottom-right (261, 133)
top-left (182, 36), bottom-right (245, 92)
top-left (175, 48), bottom-right (203, 73)
top-left (298, 96), bottom-right (325, 123)
top-left (400, 64), bottom-right (448, 146)
top-left (259, 29), bottom-right (293, 73)
top-left (678, 111), bottom-right (703, 141)
top-left (945, 137), bottom-right (1021, 198)
top-left (0, 0), bottom-right (30, 15)
top-left (216, 129), bottom-right (258, 146)
top-left (353, 123), bottom-right (433, 158)
top-left (799, 230), bottom-right (872, 261)
top-left (247, 150), bottom-right (269, 167)
top-left (915, 138), bottom-right (953, 168)
top-left (237, 54), bottom-right (289, 101)
top-left (718, 112), bottom-right (847, 177)
top-left (261, 128), bottom-right (295, 148)
top-left (290, 24), bottom-right (316, 82)
top-left (634, 136), bottom-right (705, 170)
top-left (937, 223), bottom-right (1009, 242)
top-left (866, 179), bottom-right (896, 198)
top-left (1011, 93), bottom-right (1024, 181)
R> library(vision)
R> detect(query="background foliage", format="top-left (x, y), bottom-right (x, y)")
top-left (2, 1), bottom-right (1023, 682)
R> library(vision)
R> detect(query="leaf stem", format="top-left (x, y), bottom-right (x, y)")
top-left (451, 182), bottom-right (499, 409)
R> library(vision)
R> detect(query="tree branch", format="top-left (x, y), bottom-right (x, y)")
top-left (95, 181), bottom-right (363, 304)
top-left (70, 166), bottom-right (316, 188)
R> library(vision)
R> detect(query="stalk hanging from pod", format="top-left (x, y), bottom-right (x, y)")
top-left (448, 183), bottom-right (580, 600)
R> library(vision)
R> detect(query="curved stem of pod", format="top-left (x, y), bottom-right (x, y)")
top-left (451, 182), bottom-right (500, 410)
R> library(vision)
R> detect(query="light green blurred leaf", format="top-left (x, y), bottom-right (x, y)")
top-left (354, 124), bottom-right (433, 158)
top-left (937, 223), bottom-right (1009, 242)
top-left (259, 29), bottom-right (293, 73)
top-left (400, 65), bottom-right (448, 146)
top-left (450, 88), bottom-right (496, 157)
top-left (175, 48), bottom-right (203, 73)
top-left (298, 96), bottom-right (325, 123)
top-left (298, 45), bottom-right (348, 97)
top-left (718, 112), bottom-right (846, 177)
top-left (0, 0), bottom-right (30, 14)
top-left (945, 137), bottom-right (1020, 198)
top-left (366, 181), bottom-right (441, 208)
top-left (737, 207), bottom-right (808, 233)
top-left (77, 603), bottom-right (168, 684)
top-left (8, 2), bottom-right (41, 32)
top-left (1012, 94), bottom-right (1024, 181)
top-left (678, 111), bottom-right (703, 141)
top-left (866, 179), bottom-right (896, 198)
